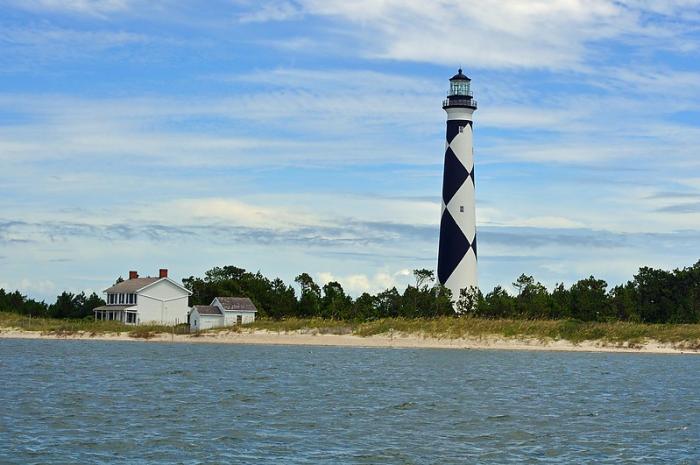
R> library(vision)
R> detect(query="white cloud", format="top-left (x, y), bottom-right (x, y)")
top-left (294, 0), bottom-right (690, 70)
top-left (18, 278), bottom-right (57, 295)
top-left (317, 270), bottom-right (404, 295)
top-left (171, 198), bottom-right (322, 230)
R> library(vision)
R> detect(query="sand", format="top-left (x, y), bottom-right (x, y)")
top-left (0, 328), bottom-right (697, 354)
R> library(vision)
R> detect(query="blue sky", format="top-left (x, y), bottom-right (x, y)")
top-left (2, 0), bottom-right (700, 301)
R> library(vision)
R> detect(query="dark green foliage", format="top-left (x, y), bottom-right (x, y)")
top-left (513, 274), bottom-right (551, 319)
top-left (631, 262), bottom-right (700, 323)
top-left (0, 289), bottom-right (48, 316)
top-left (3, 260), bottom-right (700, 324)
top-left (374, 288), bottom-right (402, 318)
top-left (295, 272), bottom-right (321, 318)
top-left (478, 286), bottom-right (515, 318)
top-left (321, 281), bottom-right (353, 319)
top-left (569, 276), bottom-right (610, 321)
top-left (467, 262), bottom-right (700, 324)
top-left (182, 266), bottom-right (298, 319)
top-left (0, 288), bottom-right (104, 319)
top-left (49, 292), bottom-right (105, 319)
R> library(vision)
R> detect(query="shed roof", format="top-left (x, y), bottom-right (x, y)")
top-left (215, 297), bottom-right (257, 312)
top-left (193, 305), bottom-right (222, 316)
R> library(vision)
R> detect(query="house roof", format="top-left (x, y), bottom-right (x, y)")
top-left (103, 276), bottom-right (193, 295)
top-left (215, 297), bottom-right (257, 312)
top-left (104, 277), bottom-right (159, 293)
top-left (193, 305), bottom-right (222, 316)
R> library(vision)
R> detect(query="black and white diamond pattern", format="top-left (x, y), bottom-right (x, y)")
top-left (438, 119), bottom-right (477, 299)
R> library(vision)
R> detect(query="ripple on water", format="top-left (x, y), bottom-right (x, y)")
top-left (1, 340), bottom-right (699, 465)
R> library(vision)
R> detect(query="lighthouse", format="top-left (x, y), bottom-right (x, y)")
top-left (437, 69), bottom-right (478, 303)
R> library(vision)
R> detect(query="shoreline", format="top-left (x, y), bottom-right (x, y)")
top-left (1, 328), bottom-right (698, 354)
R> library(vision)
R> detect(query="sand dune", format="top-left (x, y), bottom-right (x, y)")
top-left (1, 328), bottom-right (697, 354)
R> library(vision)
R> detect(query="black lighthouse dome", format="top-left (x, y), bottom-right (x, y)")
top-left (449, 68), bottom-right (471, 81)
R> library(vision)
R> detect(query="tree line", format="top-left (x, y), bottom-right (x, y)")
top-left (183, 266), bottom-right (455, 321)
top-left (0, 289), bottom-right (105, 319)
top-left (462, 266), bottom-right (700, 323)
top-left (184, 262), bottom-right (700, 323)
top-left (3, 260), bottom-right (700, 324)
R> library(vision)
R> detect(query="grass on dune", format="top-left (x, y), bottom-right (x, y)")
top-left (2, 312), bottom-right (700, 348)
top-left (0, 312), bottom-right (189, 338)
top-left (249, 316), bottom-right (700, 348)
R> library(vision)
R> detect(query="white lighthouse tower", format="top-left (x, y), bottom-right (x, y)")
top-left (437, 69), bottom-right (478, 302)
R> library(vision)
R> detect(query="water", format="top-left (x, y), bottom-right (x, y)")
top-left (0, 339), bottom-right (698, 464)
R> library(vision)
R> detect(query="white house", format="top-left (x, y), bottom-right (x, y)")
top-left (93, 269), bottom-right (192, 325)
top-left (189, 297), bottom-right (257, 331)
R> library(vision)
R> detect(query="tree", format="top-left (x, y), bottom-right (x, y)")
top-left (432, 284), bottom-right (456, 317)
top-left (0, 289), bottom-right (48, 316)
top-left (413, 269), bottom-right (435, 290)
top-left (268, 278), bottom-right (297, 319)
top-left (477, 286), bottom-right (515, 318)
top-left (609, 283), bottom-right (638, 322)
top-left (321, 281), bottom-right (352, 319)
top-left (550, 283), bottom-right (570, 319)
top-left (569, 276), bottom-right (610, 321)
top-left (455, 286), bottom-right (479, 314)
top-left (49, 292), bottom-right (76, 319)
top-left (82, 292), bottom-right (106, 319)
top-left (295, 273), bottom-right (321, 317)
top-left (513, 274), bottom-right (550, 319)
top-left (205, 266), bottom-right (247, 283)
top-left (375, 287), bottom-right (401, 318)
top-left (632, 267), bottom-right (674, 323)
top-left (352, 292), bottom-right (377, 320)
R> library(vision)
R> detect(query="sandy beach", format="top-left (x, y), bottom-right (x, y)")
top-left (1, 328), bottom-right (697, 354)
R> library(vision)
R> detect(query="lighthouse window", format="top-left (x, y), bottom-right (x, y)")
top-left (450, 81), bottom-right (470, 96)
top-left (460, 206), bottom-right (464, 212)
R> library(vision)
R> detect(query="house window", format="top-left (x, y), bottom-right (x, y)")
top-left (118, 294), bottom-right (124, 304)
top-left (459, 126), bottom-right (464, 133)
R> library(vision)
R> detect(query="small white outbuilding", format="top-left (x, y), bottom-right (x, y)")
top-left (189, 297), bottom-right (257, 331)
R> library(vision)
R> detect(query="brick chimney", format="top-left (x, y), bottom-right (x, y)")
top-left (129, 270), bottom-right (139, 280)
top-left (159, 268), bottom-right (168, 279)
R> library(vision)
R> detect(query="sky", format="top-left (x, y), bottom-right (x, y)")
top-left (2, 0), bottom-right (700, 301)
